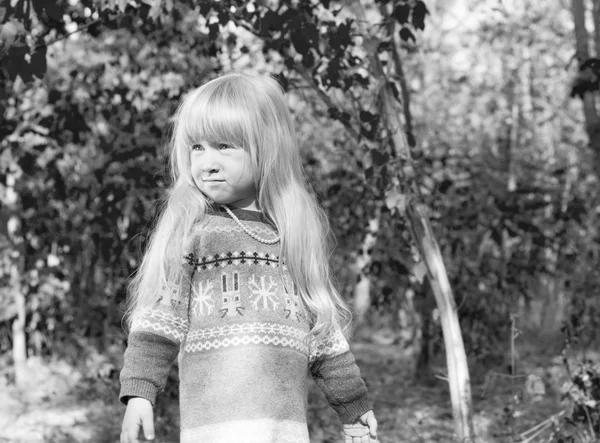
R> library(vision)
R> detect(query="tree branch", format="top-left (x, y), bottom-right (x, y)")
top-left (33, 17), bottom-right (106, 53)
top-left (593, 0), bottom-right (600, 58)
top-left (380, 5), bottom-right (415, 145)
top-left (227, 10), bottom-right (362, 141)
top-left (348, 0), bottom-right (411, 162)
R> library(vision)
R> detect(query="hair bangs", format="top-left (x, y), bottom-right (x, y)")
top-left (180, 87), bottom-right (251, 151)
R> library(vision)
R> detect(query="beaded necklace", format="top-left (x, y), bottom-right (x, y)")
top-left (223, 205), bottom-right (280, 244)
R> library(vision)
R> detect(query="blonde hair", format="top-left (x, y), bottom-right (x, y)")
top-left (126, 72), bottom-right (351, 340)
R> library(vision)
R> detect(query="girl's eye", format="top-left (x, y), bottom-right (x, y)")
top-left (218, 143), bottom-right (231, 150)
top-left (192, 144), bottom-right (204, 151)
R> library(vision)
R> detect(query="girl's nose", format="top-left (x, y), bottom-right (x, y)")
top-left (200, 150), bottom-right (220, 173)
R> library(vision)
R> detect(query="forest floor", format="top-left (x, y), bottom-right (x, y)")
top-left (0, 329), bottom-right (592, 443)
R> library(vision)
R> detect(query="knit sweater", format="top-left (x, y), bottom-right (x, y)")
top-left (119, 206), bottom-right (373, 443)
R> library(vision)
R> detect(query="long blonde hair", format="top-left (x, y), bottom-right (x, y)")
top-left (126, 72), bottom-right (351, 340)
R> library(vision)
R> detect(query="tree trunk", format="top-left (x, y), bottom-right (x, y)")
top-left (11, 250), bottom-right (27, 387)
top-left (406, 201), bottom-right (474, 441)
top-left (507, 80), bottom-right (519, 193)
top-left (352, 203), bottom-right (382, 326)
top-left (2, 173), bottom-right (27, 387)
top-left (593, 0), bottom-right (600, 57)
top-left (414, 279), bottom-right (438, 377)
top-left (572, 0), bottom-right (600, 172)
top-left (351, 1), bottom-right (474, 440)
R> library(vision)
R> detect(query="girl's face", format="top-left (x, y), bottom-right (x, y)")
top-left (190, 140), bottom-right (258, 211)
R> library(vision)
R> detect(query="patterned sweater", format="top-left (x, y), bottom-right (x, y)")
top-left (119, 206), bottom-right (372, 443)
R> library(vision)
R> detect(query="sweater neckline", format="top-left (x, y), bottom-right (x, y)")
top-left (212, 204), bottom-right (268, 224)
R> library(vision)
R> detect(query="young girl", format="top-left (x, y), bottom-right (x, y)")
top-left (119, 72), bottom-right (378, 443)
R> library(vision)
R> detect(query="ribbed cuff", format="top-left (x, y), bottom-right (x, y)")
top-left (335, 396), bottom-right (374, 424)
top-left (119, 379), bottom-right (159, 406)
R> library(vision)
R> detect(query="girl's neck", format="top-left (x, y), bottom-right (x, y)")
top-left (226, 201), bottom-right (260, 212)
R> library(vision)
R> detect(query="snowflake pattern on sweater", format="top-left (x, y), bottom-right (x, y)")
top-left (120, 206), bottom-right (372, 443)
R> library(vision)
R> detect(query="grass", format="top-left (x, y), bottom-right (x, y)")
top-left (0, 331), bottom-right (590, 443)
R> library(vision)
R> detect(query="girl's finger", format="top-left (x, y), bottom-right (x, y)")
top-left (127, 424), bottom-right (141, 443)
top-left (141, 411), bottom-right (155, 440)
top-left (368, 415), bottom-right (378, 438)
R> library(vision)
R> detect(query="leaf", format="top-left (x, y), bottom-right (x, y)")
top-left (119, 13), bottom-right (133, 28)
top-left (7, 44), bottom-right (32, 83)
top-left (377, 40), bottom-right (391, 52)
top-left (302, 49), bottom-right (315, 68)
top-left (275, 71), bottom-right (288, 91)
top-left (570, 76), bottom-right (599, 98)
top-left (43, 1), bottom-right (65, 21)
top-left (325, 57), bottom-right (344, 88)
top-left (291, 21), bottom-right (319, 55)
top-left (291, 28), bottom-right (309, 55)
top-left (30, 44), bottom-right (47, 79)
top-left (371, 149), bottom-right (389, 166)
top-left (385, 189), bottom-right (406, 213)
top-left (217, 8), bottom-right (229, 25)
top-left (114, 0), bottom-right (128, 13)
top-left (392, 3), bottom-right (410, 24)
top-left (208, 23), bottom-right (220, 40)
top-left (261, 9), bottom-right (280, 34)
top-left (412, 1), bottom-right (429, 30)
top-left (412, 261), bottom-right (427, 284)
top-left (339, 111), bottom-right (351, 123)
top-left (437, 178), bottom-right (452, 194)
top-left (198, 3), bottom-right (211, 16)
top-left (330, 19), bottom-right (353, 52)
top-left (327, 107), bottom-right (340, 119)
top-left (279, 8), bottom-right (299, 28)
top-left (581, 57), bottom-right (600, 72)
top-left (389, 81), bottom-right (400, 101)
top-left (104, 11), bottom-right (121, 29)
top-left (304, 22), bottom-right (319, 47)
top-left (399, 27), bottom-right (416, 43)
top-left (147, 0), bottom-right (162, 21)
top-left (360, 110), bottom-right (375, 122)
top-left (0, 19), bottom-right (26, 53)
top-left (353, 73), bottom-right (369, 87)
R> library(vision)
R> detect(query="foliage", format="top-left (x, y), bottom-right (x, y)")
top-left (0, 0), bottom-right (216, 356)
top-left (571, 57), bottom-right (600, 99)
top-left (394, 0), bottom-right (600, 363)
top-left (552, 346), bottom-right (600, 442)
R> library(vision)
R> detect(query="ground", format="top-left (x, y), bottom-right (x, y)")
top-left (0, 332), bottom-right (588, 443)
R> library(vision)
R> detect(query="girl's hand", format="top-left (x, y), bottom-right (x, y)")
top-left (120, 397), bottom-right (155, 443)
top-left (343, 410), bottom-right (378, 442)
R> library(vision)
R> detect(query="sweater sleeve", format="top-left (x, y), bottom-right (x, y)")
top-left (119, 254), bottom-right (196, 406)
top-left (308, 323), bottom-right (373, 424)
